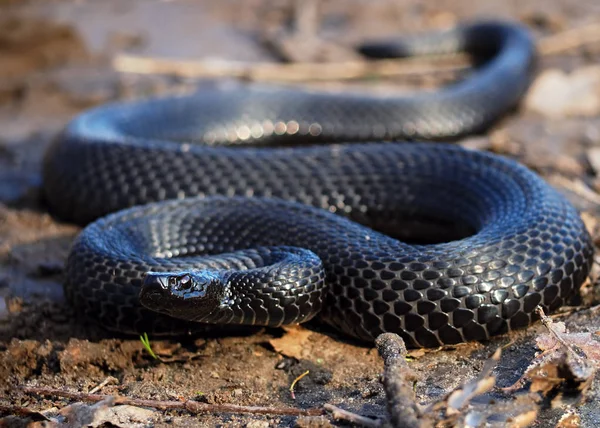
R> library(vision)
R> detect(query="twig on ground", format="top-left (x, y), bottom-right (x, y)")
top-left (89, 376), bottom-right (119, 395)
top-left (113, 20), bottom-right (600, 83)
top-left (324, 403), bottom-right (384, 427)
top-left (425, 348), bottom-right (500, 416)
top-left (374, 333), bottom-right (423, 428)
top-left (22, 387), bottom-right (323, 417)
top-left (112, 54), bottom-right (469, 82)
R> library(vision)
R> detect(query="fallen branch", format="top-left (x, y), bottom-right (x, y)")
top-left (113, 53), bottom-right (469, 82)
top-left (112, 20), bottom-right (600, 83)
top-left (324, 403), bottom-right (383, 427)
top-left (22, 387), bottom-right (323, 417)
top-left (374, 333), bottom-right (422, 428)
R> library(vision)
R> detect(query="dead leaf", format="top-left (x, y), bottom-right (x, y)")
top-left (557, 410), bottom-right (581, 428)
top-left (504, 308), bottom-right (600, 399)
top-left (56, 397), bottom-right (156, 428)
top-left (269, 325), bottom-right (313, 359)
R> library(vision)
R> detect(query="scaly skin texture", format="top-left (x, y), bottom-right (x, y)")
top-left (43, 21), bottom-right (594, 346)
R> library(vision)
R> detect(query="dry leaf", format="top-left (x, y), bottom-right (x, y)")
top-left (557, 410), bottom-right (581, 428)
top-left (504, 308), bottom-right (600, 399)
top-left (59, 397), bottom-right (155, 428)
top-left (269, 325), bottom-right (313, 359)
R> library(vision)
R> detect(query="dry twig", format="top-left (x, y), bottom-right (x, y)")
top-left (375, 333), bottom-right (422, 428)
top-left (22, 387), bottom-right (323, 417)
top-left (324, 403), bottom-right (383, 427)
top-left (88, 376), bottom-right (119, 395)
top-left (112, 19), bottom-right (600, 83)
top-left (113, 54), bottom-right (468, 83)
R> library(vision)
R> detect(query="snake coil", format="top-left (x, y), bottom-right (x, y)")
top-left (43, 21), bottom-right (593, 347)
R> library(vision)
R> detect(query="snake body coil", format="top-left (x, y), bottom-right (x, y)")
top-left (42, 21), bottom-right (594, 347)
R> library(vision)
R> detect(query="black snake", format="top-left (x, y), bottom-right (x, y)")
top-left (42, 21), bottom-right (594, 347)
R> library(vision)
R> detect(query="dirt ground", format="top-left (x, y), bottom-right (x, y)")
top-left (1, 0), bottom-right (600, 427)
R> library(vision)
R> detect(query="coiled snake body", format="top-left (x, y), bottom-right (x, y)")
top-left (42, 21), bottom-right (594, 347)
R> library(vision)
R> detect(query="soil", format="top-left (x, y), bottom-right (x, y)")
top-left (1, 1), bottom-right (599, 427)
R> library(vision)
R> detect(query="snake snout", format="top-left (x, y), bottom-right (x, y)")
top-left (139, 272), bottom-right (170, 307)
top-left (139, 270), bottom-right (228, 322)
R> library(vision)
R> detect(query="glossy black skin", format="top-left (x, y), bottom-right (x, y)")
top-left (140, 271), bottom-right (228, 321)
top-left (138, 248), bottom-right (325, 325)
top-left (43, 21), bottom-right (594, 346)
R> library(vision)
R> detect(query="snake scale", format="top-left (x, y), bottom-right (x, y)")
top-left (42, 21), bottom-right (594, 347)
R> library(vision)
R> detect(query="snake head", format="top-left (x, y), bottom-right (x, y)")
top-left (139, 271), bottom-right (228, 322)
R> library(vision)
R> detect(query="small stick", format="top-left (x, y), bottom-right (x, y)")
top-left (89, 376), bottom-right (119, 394)
top-left (22, 386), bottom-right (323, 417)
top-left (112, 54), bottom-right (469, 82)
top-left (113, 20), bottom-right (600, 83)
top-left (324, 403), bottom-right (384, 427)
top-left (374, 333), bottom-right (423, 428)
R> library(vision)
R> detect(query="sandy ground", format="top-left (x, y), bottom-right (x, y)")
top-left (1, 0), bottom-right (599, 426)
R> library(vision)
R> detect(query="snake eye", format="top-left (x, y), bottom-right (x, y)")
top-left (180, 274), bottom-right (192, 289)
